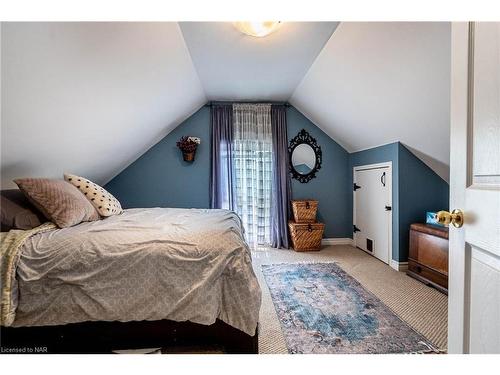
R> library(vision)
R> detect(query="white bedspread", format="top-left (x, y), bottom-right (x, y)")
top-left (12, 208), bottom-right (261, 335)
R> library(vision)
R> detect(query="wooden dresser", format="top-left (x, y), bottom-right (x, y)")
top-left (407, 223), bottom-right (449, 294)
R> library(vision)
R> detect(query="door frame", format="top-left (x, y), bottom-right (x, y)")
top-left (353, 161), bottom-right (393, 266)
top-left (449, 21), bottom-right (470, 354)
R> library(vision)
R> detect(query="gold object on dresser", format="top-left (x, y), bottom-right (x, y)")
top-left (407, 223), bottom-right (449, 294)
top-left (289, 200), bottom-right (324, 251)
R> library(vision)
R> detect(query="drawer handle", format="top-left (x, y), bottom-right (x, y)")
top-left (308, 224), bottom-right (312, 232)
top-left (305, 202), bottom-right (310, 209)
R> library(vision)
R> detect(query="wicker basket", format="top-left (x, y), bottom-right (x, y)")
top-left (291, 200), bottom-right (318, 223)
top-left (288, 221), bottom-right (325, 251)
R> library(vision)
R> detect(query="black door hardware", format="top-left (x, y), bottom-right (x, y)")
top-left (353, 183), bottom-right (361, 191)
top-left (381, 172), bottom-right (386, 187)
top-left (353, 225), bottom-right (361, 233)
top-left (385, 206), bottom-right (392, 211)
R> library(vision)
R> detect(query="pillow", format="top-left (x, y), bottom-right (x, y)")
top-left (1, 189), bottom-right (47, 231)
top-left (64, 173), bottom-right (123, 217)
top-left (14, 178), bottom-right (100, 228)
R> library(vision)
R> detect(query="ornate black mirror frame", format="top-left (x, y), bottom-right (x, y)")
top-left (288, 129), bottom-right (322, 183)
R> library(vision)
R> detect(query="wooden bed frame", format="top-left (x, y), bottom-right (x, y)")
top-left (0, 319), bottom-right (258, 354)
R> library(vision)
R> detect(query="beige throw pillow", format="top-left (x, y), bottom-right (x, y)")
top-left (64, 173), bottom-right (123, 217)
top-left (14, 178), bottom-right (100, 228)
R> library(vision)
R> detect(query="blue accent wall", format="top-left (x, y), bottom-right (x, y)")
top-left (398, 143), bottom-right (449, 261)
top-left (106, 106), bottom-right (448, 258)
top-left (105, 106), bottom-right (211, 209)
top-left (349, 142), bottom-right (449, 262)
top-left (287, 107), bottom-right (351, 238)
top-left (105, 105), bottom-right (352, 238)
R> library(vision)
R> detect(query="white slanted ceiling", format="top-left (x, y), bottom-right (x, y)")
top-left (1, 22), bottom-right (206, 189)
top-left (1, 22), bottom-right (451, 188)
top-left (290, 22), bottom-right (451, 181)
top-left (179, 22), bottom-right (339, 101)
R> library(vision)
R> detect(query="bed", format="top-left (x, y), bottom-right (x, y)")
top-left (1, 205), bottom-right (261, 353)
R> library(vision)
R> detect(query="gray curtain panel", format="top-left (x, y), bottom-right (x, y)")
top-left (209, 104), bottom-right (235, 209)
top-left (270, 105), bottom-right (291, 248)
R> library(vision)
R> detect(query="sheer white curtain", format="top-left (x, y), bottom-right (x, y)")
top-left (232, 104), bottom-right (273, 246)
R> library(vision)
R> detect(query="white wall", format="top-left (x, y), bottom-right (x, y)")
top-left (291, 22), bottom-right (451, 181)
top-left (1, 22), bottom-right (452, 187)
top-left (1, 22), bottom-right (206, 189)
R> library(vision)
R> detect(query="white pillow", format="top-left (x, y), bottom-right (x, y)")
top-left (64, 173), bottom-right (123, 217)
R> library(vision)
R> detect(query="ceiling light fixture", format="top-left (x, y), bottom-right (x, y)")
top-left (233, 21), bottom-right (282, 37)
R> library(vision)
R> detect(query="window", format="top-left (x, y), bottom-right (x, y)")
top-left (219, 104), bottom-right (273, 246)
top-left (232, 138), bottom-right (273, 245)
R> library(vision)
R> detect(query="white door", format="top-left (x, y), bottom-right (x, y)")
top-left (448, 22), bottom-right (500, 354)
top-left (354, 164), bottom-right (392, 264)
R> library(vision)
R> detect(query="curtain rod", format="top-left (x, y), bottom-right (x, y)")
top-left (204, 101), bottom-right (290, 107)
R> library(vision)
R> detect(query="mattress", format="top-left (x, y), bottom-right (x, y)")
top-left (12, 208), bottom-right (261, 335)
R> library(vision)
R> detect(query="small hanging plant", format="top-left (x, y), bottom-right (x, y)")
top-left (177, 136), bottom-right (201, 162)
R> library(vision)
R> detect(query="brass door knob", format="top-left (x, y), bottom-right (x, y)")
top-left (437, 209), bottom-right (464, 228)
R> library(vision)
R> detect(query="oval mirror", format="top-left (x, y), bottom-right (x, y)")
top-left (291, 143), bottom-right (316, 175)
top-left (288, 129), bottom-right (322, 183)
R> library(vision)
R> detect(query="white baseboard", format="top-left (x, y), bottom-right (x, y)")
top-left (321, 240), bottom-right (407, 272)
top-left (321, 238), bottom-right (354, 246)
top-left (390, 260), bottom-right (408, 272)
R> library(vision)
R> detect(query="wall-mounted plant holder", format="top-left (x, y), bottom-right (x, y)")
top-left (183, 150), bottom-right (196, 162)
top-left (177, 136), bottom-right (201, 163)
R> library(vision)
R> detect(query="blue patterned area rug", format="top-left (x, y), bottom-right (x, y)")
top-left (262, 262), bottom-right (438, 354)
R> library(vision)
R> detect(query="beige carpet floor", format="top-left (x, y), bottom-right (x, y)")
top-left (252, 245), bottom-right (448, 354)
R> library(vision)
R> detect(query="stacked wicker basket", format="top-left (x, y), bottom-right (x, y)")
top-left (288, 200), bottom-right (325, 251)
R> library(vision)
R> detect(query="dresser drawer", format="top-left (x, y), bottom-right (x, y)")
top-left (409, 228), bottom-right (448, 275)
top-left (407, 260), bottom-right (448, 293)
